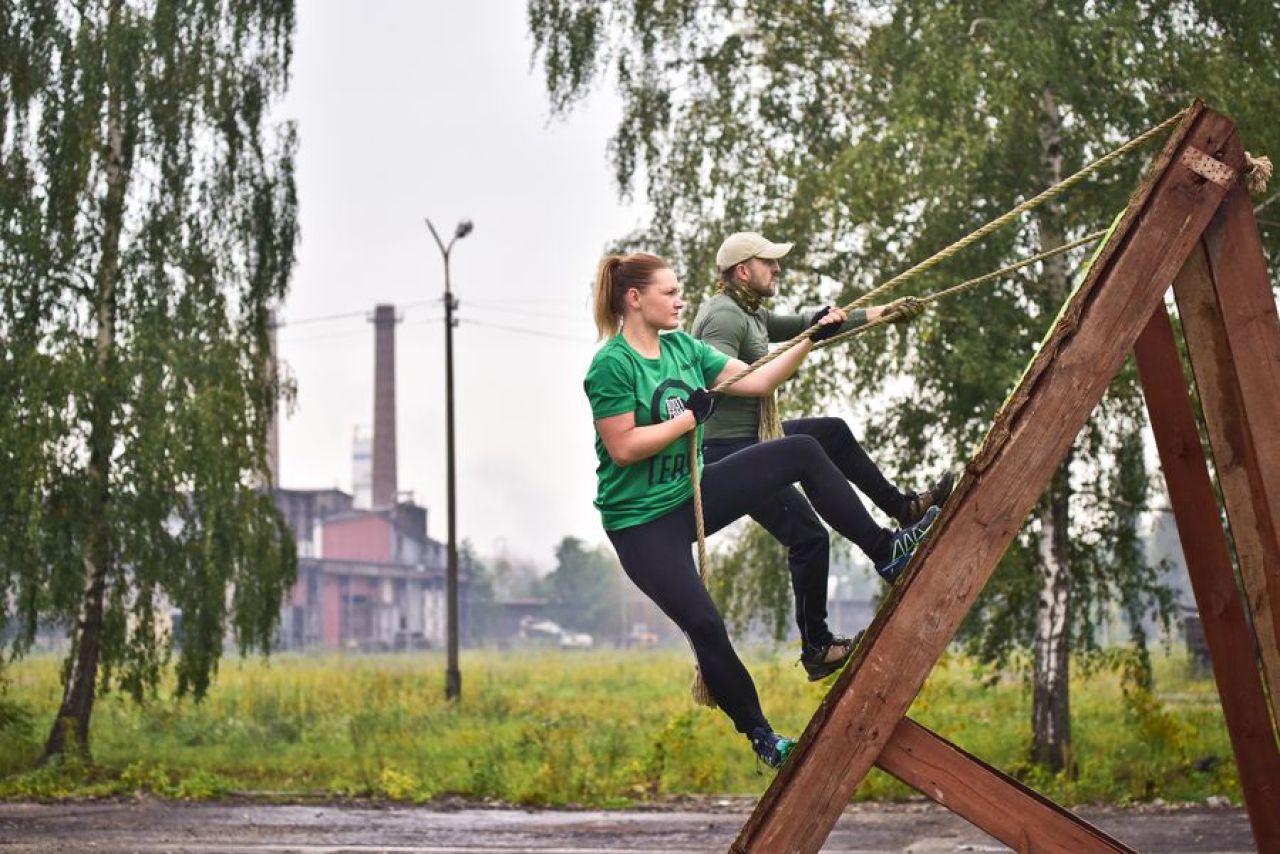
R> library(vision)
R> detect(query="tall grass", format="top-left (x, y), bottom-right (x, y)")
top-left (0, 648), bottom-right (1238, 806)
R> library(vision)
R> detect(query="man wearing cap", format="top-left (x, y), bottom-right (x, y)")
top-left (691, 231), bottom-right (954, 681)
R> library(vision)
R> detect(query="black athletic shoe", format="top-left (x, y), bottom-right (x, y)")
top-left (896, 471), bottom-right (956, 528)
top-left (800, 635), bottom-right (857, 682)
top-left (749, 727), bottom-right (797, 770)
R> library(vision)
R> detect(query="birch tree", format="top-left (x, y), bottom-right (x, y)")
top-left (0, 0), bottom-right (299, 761)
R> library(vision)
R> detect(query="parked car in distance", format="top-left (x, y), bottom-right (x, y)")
top-left (559, 631), bottom-right (594, 650)
top-left (520, 616), bottom-right (593, 650)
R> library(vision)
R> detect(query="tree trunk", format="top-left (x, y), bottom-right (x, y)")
top-left (1032, 463), bottom-right (1072, 772)
top-left (1030, 86), bottom-right (1073, 774)
top-left (42, 0), bottom-right (126, 762)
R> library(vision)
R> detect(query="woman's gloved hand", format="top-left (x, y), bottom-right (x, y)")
top-left (685, 388), bottom-right (718, 423)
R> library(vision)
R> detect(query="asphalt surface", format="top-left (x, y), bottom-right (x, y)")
top-left (0, 798), bottom-right (1255, 853)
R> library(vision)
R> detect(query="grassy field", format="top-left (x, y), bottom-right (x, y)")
top-left (0, 647), bottom-right (1238, 807)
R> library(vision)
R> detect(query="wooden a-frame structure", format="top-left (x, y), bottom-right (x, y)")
top-left (732, 101), bottom-right (1280, 853)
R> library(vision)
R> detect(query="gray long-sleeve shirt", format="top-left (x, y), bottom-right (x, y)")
top-left (690, 293), bottom-right (867, 440)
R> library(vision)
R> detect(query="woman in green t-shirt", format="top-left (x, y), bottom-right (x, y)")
top-left (585, 252), bottom-right (940, 769)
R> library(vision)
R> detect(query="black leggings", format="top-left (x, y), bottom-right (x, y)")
top-left (703, 417), bottom-right (910, 649)
top-left (607, 434), bottom-right (895, 735)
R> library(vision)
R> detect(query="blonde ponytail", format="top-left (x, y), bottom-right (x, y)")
top-left (594, 255), bottom-right (625, 340)
top-left (592, 252), bottom-right (669, 340)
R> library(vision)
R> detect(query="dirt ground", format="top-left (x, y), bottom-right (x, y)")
top-left (0, 797), bottom-right (1254, 853)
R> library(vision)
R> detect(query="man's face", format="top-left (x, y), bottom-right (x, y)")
top-left (738, 256), bottom-right (782, 297)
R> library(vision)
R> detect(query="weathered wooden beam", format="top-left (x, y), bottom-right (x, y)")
top-left (876, 718), bottom-right (1134, 853)
top-left (1132, 304), bottom-right (1280, 851)
top-left (1203, 177), bottom-right (1280, 567)
top-left (734, 103), bottom-right (1242, 854)
top-left (1173, 237), bottom-right (1280, 721)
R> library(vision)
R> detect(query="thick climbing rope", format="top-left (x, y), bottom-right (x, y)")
top-left (711, 109), bottom-right (1188, 398)
top-left (684, 108), bottom-right (1192, 705)
top-left (750, 228), bottom-right (1112, 445)
top-left (814, 228), bottom-right (1109, 350)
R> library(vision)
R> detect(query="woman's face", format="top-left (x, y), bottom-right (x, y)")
top-left (631, 267), bottom-right (684, 331)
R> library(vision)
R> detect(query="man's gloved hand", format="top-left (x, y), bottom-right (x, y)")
top-left (883, 296), bottom-right (925, 324)
top-left (807, 306), bottom-right (844, 343)
top-left (685, 388), bottom-right (718, 423)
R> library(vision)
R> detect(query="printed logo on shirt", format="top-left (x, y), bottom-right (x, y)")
top-left (648, 378), bottom-right (695, 424)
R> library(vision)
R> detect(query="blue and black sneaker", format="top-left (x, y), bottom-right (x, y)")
top-left (749, 727), bottom-right (797, 770)
top-left (875, 505), bottom-right (941, 583)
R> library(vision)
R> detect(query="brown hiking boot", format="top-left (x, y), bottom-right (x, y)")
top-left (896, 471), bottom-right (956, 528)
top-left (800, 633), bottom-right (863, 682)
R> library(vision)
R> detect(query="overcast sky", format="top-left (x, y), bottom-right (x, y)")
top-left (274, 2), bottom-right (646, 570)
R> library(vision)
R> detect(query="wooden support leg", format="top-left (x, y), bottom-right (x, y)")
top-left (1174, 235), bottom-right (1280, 723)
top-left (1203, 183), bottom-right (1280, 576)
top-left (1175, 181), bottom-right (1280, 719)
top-left (876, 718), bottom-right (1133, 853)
top-left (1133, 305), bottom-right (1280, 851)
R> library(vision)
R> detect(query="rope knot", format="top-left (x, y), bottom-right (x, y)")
top-left (1245, 151), bottom-right (1272, 195)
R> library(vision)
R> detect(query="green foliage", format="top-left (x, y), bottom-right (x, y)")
top-left (527, 0), bottom-right (1280, 704)
top-left (0, 665), bottom-right (35, 743)
top-left (460, 541), bottom-right (499, 642)
top-left (0, 0), bottom-right (299, 750)
top-left (1, 750), bottom-right (100, 798)
top-left (544, 537), bottom-right (625, 638)
top-left (0, 650), bottom-right (1239, 806)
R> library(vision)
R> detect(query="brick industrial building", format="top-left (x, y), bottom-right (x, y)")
top-left (270, 304), bottom-right (463, 651)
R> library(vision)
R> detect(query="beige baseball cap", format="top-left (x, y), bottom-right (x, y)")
top-left (715, 231), bottom-right (794, 270)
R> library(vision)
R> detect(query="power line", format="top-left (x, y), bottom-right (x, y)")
top-left (459, 318), bottom-right (591, 343)
top-left (274, 298), bottom-right (437, 329)
top-left (465, 296), bottom-right (589, 306)
top-left (459, 303), bottom-right (585, 323)
top-left (272, 309), bottom-right (367, 328)
top-left (274, 328), bottom-right (369, 345)
top-left (277, 317), bottom-right (443, 345)
top-left (276, 302), bottom-right (592, 343)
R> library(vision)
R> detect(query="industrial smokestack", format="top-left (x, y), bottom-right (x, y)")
top-left (371, 304), bottom-right (399, 508)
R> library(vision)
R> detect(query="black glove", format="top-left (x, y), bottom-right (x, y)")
top-left (884, 296), bottom-right (924, 324)
top-left (808, 306), bottom-right (843, 343)
top-left (685, 388), bottom-right (718, 423)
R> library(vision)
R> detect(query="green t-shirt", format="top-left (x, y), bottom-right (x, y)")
top-left (691, 294), bottom-right (867, 440)
top-left (584, 331), bottom-right (730, 530)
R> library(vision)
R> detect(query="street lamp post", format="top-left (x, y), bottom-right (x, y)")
top-left (425, 216), bottom-right (472, 702)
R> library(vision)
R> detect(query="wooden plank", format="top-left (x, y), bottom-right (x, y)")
top-left (1205, 180), bottom-right (1280, 558)
top-left (1197, 174), bottom-right (1280, 684)
top-left (1132, 305), bottom-right (1280, 851)
top-left (733, 104), bottom-right (1240, 854)
top-left (1173, 238), bottom-right (1280, 719)
top-left (876, 718), bottom-right (1134, 853)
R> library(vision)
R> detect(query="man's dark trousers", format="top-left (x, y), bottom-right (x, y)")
top-left (702, 416), bottom-right (908, 650)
